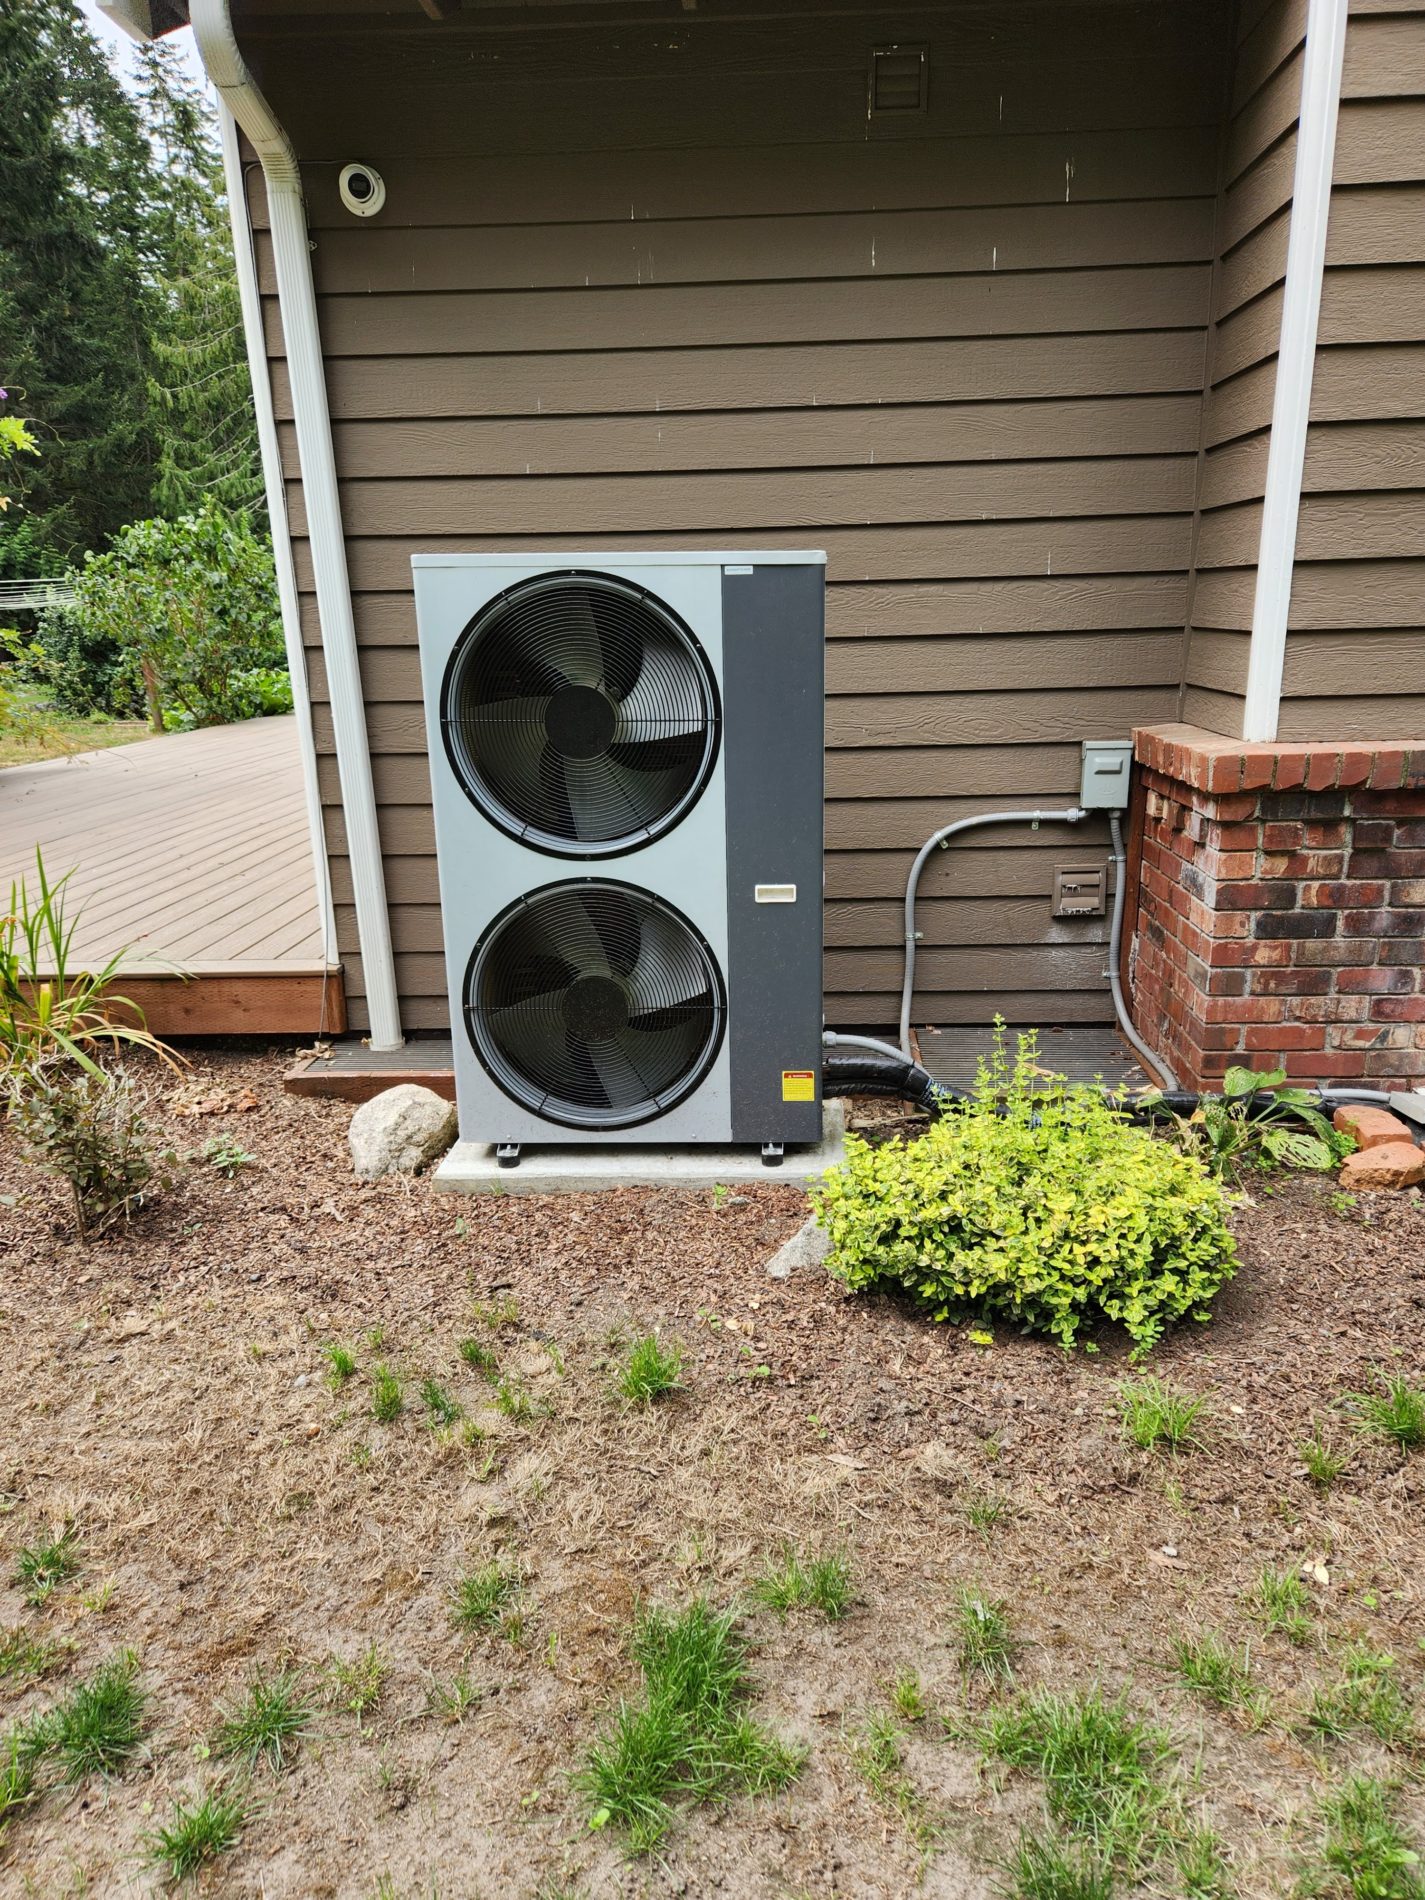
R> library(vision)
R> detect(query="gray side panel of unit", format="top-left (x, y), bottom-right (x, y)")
top-left (722, 564), bottom-right (825, 1144)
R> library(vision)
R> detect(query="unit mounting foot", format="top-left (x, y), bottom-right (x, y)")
top-left (496, 1143), bottom-right (521, 1170)
top-left (760, 1142), bottom-right (784, 1169)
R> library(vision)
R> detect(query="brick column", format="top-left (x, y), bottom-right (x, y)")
top-left (1129, 726), bottom-right (1425, 1089)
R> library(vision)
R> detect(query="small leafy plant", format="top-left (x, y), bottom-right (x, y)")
top-left (751, 1547), bottom-right (853, 1621)
top-left (324, 1643), bottom-right (388, 1722)
top-left (614, 1334), bottom-right (685, 1406)
top-left (11, 1067), bottom-right (171, 1240)
top-left (814, 1027), bottom-right (1237, 1352)
top-left (201, 1135), bottom-right (255, 1178)
top-left (1118, 1377), bottom-right (1209, 1454)
top-left (1157, 1065), bottom-right (1354, 1179)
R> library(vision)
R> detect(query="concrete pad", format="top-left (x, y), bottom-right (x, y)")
top-left (432, 1101), bottom-right (846, 1197)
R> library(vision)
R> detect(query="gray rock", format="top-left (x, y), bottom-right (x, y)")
top-left (349, 1084), bottom-right (458, 1180)
top-left (765, 1214), bottom-right (831, 1280)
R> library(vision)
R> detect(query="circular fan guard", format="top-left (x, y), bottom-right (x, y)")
top-left (466, 881), bottom-right (725, 1129)
top-left (442, 571), bottom-right (720, 856)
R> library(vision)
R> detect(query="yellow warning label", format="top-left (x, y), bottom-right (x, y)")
top-left (782, 1070), bottom-right (815, 1102)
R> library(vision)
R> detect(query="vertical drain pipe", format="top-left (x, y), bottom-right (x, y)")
top-left (190, 0), bottom-right (404, 1050)
top-left (217, 100), bottom-right (337, 970)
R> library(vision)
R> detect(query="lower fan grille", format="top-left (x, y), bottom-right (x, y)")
top-left (466, 881), bottom-right (725, 1130)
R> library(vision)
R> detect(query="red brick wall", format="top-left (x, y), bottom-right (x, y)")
top-left (1129, 726), bottom-right (1425, 1089)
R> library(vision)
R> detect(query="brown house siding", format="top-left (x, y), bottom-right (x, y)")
top-left (1283, 0), bottom-right (1425, 740)
top-left (1181, 0), bottom-right (1425, 743)
top-left (244, 0), bottom-right (1229, 1035)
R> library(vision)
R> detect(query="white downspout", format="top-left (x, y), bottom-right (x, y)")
top-left (190, 0), bottom-right (403, 1050)
top-left (1241, 0), bottom-right (1348, 745)
top-left (218, 100), bottom-right (337, 970)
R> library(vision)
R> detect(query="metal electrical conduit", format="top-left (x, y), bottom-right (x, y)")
top-left (820, 803), bottom-right (1413, 1123)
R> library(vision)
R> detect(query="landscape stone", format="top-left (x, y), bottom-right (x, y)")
top-left (1338, 1140), bottom-right (1425, 1192)
top-left (1332, 1104), bottom-right (1416, 1151)
top-left (349, 1084), bottom-right (459, 1180)
top-left (766, 1215), bottom-right (831, 1279)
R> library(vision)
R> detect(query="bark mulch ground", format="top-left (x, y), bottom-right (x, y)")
top-left (1, 1047), bottom-right (1423, 1898)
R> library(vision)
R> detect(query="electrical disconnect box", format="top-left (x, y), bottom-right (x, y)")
top-left (1079, 740), bottom-right (1133, 810)
top-left (1052, 866), bottom-right (1108, 918)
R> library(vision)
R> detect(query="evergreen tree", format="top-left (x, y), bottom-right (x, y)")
top-left (134, 42), bottom-right (263, 521)
top-left (0, 0), bottom-right (158, 568)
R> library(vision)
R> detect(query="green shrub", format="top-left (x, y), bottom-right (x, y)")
top-left (11, 1066), bottom-right (170, 1241)
top-left (21, 603), bottom-right (126, 717)
top-left (61, 500), bottom-right (283, 731)
top-left (813, 1030), bottom-right (1237, 1352)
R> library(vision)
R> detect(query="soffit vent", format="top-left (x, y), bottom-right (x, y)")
top-left (868, 44), bottom-right (928, 116)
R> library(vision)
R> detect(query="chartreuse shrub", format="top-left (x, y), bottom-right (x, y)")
top-left (813, 1030), bottom-right (1237, 1353)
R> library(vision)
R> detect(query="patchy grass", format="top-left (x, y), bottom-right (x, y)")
top-left (954, 1587), bottom-right (1015, 1681)
top-left (1248, 1566), bottom-right (1312, 1644)
top-left (848, 1710), bottom-right (940, 1855)
top-left (1303, 1775), bottom-right (1424, 1899)
top-left (1348, 1371), bottom-right (1425, 1451)
top-left (451, 1562), bottom-right (520, 1634)
top-left (324, 1644), bottom-right (388, 1723)
top-left (457, 1336), bottom-right (499, 1379)
top-left (419, 1377), bottom-right (462, 1427)
top-left (213, 1667), bottom-right (313, 1772)
top-left (323, 1343), bottom-right (357, 1390)
top-left (965, 1492), bottom-right (1010, 1537)
top-left (750, 1546), bottom-right (853, 1622)
top-left (1300, 1426), bottom-right (1352, 1490)
top-left (1172, 1630), bottom-right (1262, 1720)
top-left (613, 1334), bottom-right (685, 1406)
top-left (370, 1364), bottom-right (403, 1424)
top-left (0, 1733), bottom-right (37, 1833)
top-left (573, 1597), bottom-right (802, 1854)
top-left (470, 1295), bottom-right (520, 1332)
top-left (889, 1669), bottom-right (927, 1725)
top-left (971, 1686), bottom-right (1175, 1865)
top-left (12, 1526), bottom-right (80, 1604)
top-left (0, 1625), bottom-right (66, 1684)
top-left (145, 1780), bottom-right (247, 1882)
top-left (494, 1375), bottom-right (537, 1422)
top-left (1117, 1377), bottom-right (1209, 1454)
top-left (1307, 1645), bottom-right (1415, 1749)
top-left (41, 1651), bottom-right (147, 1781)
top-left (0, 687), bottom-right (148, 768)
top-left (1001, 1830), bottom-right (1114, 1900)
top-left (424, 1671), bottom-right (481, 1725)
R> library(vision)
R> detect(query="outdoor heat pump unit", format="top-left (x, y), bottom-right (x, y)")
top-left (412, 553), bottom-right (827, 1166)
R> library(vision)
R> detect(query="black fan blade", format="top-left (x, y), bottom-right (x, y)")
top-left (627, 988), bottom-right (714, 1035)
top-left (587, 587), bottom-right (644, 701)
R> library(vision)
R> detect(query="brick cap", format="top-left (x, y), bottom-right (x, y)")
top-left (1133, 724), bottom-right (1425, 797)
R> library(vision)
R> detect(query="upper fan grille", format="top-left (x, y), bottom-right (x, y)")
top-left (466, 881), bottom-right (725, 1129)
top-left (441, 571), bottom-right (720, 856)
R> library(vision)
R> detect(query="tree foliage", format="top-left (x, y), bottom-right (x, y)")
top-left (65, 499), bottom-right (284, 729)
top-left (0, 6), bottom-right (261, 571)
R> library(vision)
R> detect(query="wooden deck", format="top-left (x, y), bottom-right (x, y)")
top-left (2, 717), bottom-right (344, 1036)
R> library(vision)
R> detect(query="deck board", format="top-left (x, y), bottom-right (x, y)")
top-left (1, 718), bottom-right (342, 1033)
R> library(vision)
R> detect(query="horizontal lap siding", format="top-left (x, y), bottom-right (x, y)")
top-left (1282, 2), bottom-right (1425, 741)
top-left (1182, 0), bottom-right (1306, 734)
top-left (243, 1), bottom-right (1227, 1033)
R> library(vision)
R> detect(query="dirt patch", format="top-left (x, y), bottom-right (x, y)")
top-left (1, 1047), bottom-right (1424, 1897)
